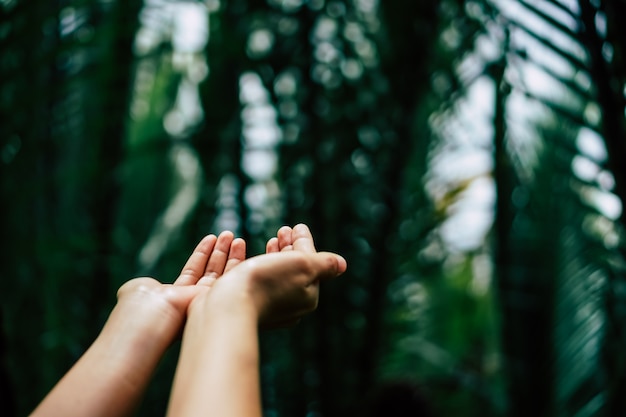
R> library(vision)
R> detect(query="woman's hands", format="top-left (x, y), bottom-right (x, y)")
top-left (189, 224), bottom-right (347, 328)
top-left (168, 224), bottom-right (346, 417)
top-left (32, 223), bottom-right (347, 417)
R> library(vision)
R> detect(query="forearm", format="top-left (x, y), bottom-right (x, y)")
top-left (167, 298), bottom-right (262, 417)
top-left (31, 304), bottom-right (173, 417)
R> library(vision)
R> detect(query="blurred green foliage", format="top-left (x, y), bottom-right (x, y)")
top-left (2, 1), bottom-right (626, 416)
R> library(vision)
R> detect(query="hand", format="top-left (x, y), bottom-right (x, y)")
top-left (194, 224), bottom-right (347, 328)
top-left (113, 231), bottom-right (246, 349)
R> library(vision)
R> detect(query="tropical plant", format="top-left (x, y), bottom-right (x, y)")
top-left (2, 1), bottom-right (626, 417)
top-left (490, 1), bottom-right (626, 416)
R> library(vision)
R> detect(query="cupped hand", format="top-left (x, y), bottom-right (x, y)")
top-left (114, 231), bottom-right (246, 346)
top-left (201, 224), bottom-right (347, 328)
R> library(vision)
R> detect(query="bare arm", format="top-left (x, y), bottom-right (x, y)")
top-left (30, 232), bottom-right (246, 417)
top-left (30, 293), bottom-right (192, 417)
top-left (167, 289), bottom-right (262, 417)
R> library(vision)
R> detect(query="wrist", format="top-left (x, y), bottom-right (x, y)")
top-left (188, 267), bottom-right (261, 326)
top-left (93, 301), bottom-right (179, 385)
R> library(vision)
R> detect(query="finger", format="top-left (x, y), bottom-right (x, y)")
top-left (224, 238), bottom-right (246, 273)
top-left (196, 274), bottom-right (217, 287)
top-left (335, 254), bottom-right (348, 275)
top-left (204, 230), bottom-right (235, 278)
top-left (277, 226), bottom-right (293, 251)
top-left (174, 235), bottom-right (217, 286)
top-left (292, 223), bottom-right (316, 253)
top-left (312, 252), bottom-right (348, 281)
top-left (266, 237), bottom-right (279, 253)
top-left (247, 251), bottom-right (346, 287)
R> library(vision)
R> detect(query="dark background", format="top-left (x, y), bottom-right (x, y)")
top-left (2, 0), bottom-right (626, 416)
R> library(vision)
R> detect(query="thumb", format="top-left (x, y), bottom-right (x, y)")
top-left (313, 252), bottom-right (348, 281)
